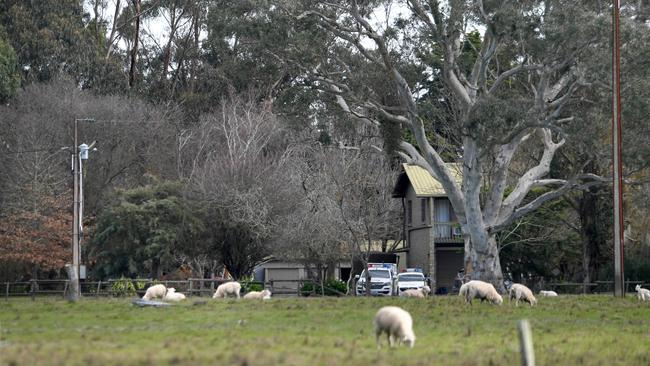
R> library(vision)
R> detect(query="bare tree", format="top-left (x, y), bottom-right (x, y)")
top-left (180, 91), bottom-right (295, 279)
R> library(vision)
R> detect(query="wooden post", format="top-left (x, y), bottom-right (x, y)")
top-left (611, 0), bottom-right (625, 298)
top-left (5, 282), bottom-right (9, 301)
top-left (65, 264), bottom-right (80, 302)
top-left (63, 281), bottom-right (69, 299)
top-left (517, 319), bottom-right (535, 366)
top-left (31, 279), bottom-right (36, 301)
top-left (188, 279), bottom-right (193, 297)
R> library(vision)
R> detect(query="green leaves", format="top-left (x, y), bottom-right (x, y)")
top-left (0, 33), bottom-right (20, 102)
top-left (91, 181), bottom-right (199, 279)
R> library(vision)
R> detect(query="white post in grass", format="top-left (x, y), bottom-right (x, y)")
top-left (517, 319), bottom-right (535, 366)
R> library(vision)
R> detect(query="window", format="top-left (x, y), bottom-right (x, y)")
top-left (421, 199), bottom-right (427, 223)
top-left (435, 198), bottom-right (451, 222)
top-left (407, 200), bottom-right (412, 225)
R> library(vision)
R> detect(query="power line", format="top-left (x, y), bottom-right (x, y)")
top-left (0, 147), bottom-right (70, 155)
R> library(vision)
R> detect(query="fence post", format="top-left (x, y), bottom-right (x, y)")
top-left (189, 279), bottom-right (193, 297)
top-left (62, 281), bottom-right (69, 299)
top-left (5, 282), bottom-right (8, 301)
top-left (517, 319), bottom-right (535, 366)
top-left (30, 279), bottom-right (36, 301)
top-left (97, 281), bottom-right (102, 296)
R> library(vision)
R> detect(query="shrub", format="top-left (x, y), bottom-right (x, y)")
top-left (300, 282), bottom-right (316, 297)
top-left (110, 277), bottom-right (138, 297)
top-left (324, 279), bottom-right (347, 296)
top-left (242, 282), bottom-right (263, 293)
top-left (300, 279), bottom-right (347, 297)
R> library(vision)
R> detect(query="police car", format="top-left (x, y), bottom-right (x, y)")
top-left (355, 263), bottom-right (398, 296)
top-left (397, 268), bottom-right (427, 295)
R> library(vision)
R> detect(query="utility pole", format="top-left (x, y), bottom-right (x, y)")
top-left (67, 118), bottom-right (94, 302)
top-left (612, 0), bottom-right (625, 297)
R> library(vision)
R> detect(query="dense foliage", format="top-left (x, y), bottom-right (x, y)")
top-left (0, 0), bottom-right (649, 285)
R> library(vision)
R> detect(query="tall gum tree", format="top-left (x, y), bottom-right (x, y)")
top-left (292, 0), bottom-right (608, 289)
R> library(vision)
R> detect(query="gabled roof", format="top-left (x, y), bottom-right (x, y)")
top-left (392, 163), bottom-right (463, 198)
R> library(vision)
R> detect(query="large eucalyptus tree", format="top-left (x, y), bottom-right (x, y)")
top-left (289, 0), bottom-right (611, 288)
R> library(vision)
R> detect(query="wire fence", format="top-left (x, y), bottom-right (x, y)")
top-left (4, 278), bottom-right (646, 300)
top-left (2, 278), bottom-right (347, 300)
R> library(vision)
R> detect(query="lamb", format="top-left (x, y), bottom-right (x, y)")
top-left (539, 290), bottom-right (558, 297)
top-left (163, 288), bottom-right (186, 302)
top-left (459, 280), bottom-right (503, 305)
top-left (508, 283), bottom-right (537, 307)
top-left (243, 289), bottom-right (272, 300)
top-left (635, 285), bottom-right (650, 301)
top-left (399, 286), bottom-right (431, 298)
top-left (142, 284), bottom-right (167, 300)
top-left (212, 281), bottom-right (241, 299)
top-left (373, 306), bottom-right (416, 349)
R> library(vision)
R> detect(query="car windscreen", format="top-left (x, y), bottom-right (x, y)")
top-left (398, 274), bottom-right (424, 281)
top-left (364, 269), bottom-right (390, 278)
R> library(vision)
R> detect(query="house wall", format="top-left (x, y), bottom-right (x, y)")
top-left (407, 227), bottom-right (432, 276)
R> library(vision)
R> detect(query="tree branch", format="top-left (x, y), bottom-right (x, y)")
top-left (497, 129), bottom-right (565, 223)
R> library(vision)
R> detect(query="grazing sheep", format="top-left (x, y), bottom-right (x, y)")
top-left (213, 281), bottom-right (241, 299)
top-left (142, 284), bottom-right (167, 300)
top-left (399, 286), bottom-right (431, 298)
top-left (509, 283), bottom-right (537, 307)
top-left (635, 285), bottom-right (650, 301)
top-left (373, 306), bottom-right (416, 349)
top-left (243, 289), bottom-right (272, 300)
top-left (459, 280), bottom-right (503, 305)
top-left (163, 288), bottom-right (186, 302)
top-left (539, 290), bottom-right (558, 297)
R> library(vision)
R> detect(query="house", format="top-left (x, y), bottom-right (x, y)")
top-left (253, 258), bottom-right (352, 295)
top-left (392, 163), bottom-right (464, 293)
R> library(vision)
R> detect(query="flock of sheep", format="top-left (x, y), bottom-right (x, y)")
top-left (141, 281), bottom-right (272, 302)
top-left (140, 279), bottom-right (650, 350)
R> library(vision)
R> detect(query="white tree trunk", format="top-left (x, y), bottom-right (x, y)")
top-left (464, 233), bottom-right (505, 293)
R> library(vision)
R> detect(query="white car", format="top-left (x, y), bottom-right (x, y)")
top-left (397, 271), bottom-right (427, 295)
top-left (355, 268), bottom-right (396, 296)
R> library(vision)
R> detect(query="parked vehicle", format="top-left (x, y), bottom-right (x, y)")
top-left (355, 263), bottom-right (398, 296)
top-left (397, 269), bottom-right (427, 295)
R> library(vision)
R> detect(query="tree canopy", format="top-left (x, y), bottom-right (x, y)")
top-left (1, 0), bottom-right (649, 286)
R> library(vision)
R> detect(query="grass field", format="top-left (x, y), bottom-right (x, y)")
top-left (0, 295), bottom-right (649, 365)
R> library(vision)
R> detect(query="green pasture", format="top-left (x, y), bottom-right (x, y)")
top-left (0, 295), bottom-right (648, 365)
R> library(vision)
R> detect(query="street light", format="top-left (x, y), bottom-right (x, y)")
top-left (67, 118), bottom-right (95, 302)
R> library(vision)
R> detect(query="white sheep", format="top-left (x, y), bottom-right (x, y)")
top-left (635, 285), bottom-right (650, 301)
top-left (142, 284), bottom-right (167, 300)
top-left (373, 306), bottom-right (416, 349)
top-left (399, 286), bottom-right (431, 298)
top-left (213, 281), bottom-right (241, 299)
top-left (459, 280), bottom-right (503, 305)
top-left (163, 288), bottom-right (186, 302)
top-left (243, 289), bottom-right (272, 300)
top-left (509, 283), bottom-right (537, 307)
top-left (539, 290), bottom-right (558, 297)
